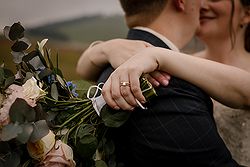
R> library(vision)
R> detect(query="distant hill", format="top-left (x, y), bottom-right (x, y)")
top-left (27, 15), bottom-right (128, 44)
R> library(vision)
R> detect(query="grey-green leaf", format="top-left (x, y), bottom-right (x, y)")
top-left (76, 134), bottom-right (98, 158)
top-left (51, 82), bottom-right (58, 100)
top-left (17, 123), bottom-right (34, 144)
top-left (3, 26), bottom-right (11, 40)
top-left (9, 22), bottom-right (25, 41)
top-left (29, 120), bottom-right (49, 143)
top-left (11, 51), bottom-right (25, 64)
top-left (11, 40), bottom-right (29, 52)
top-left (0, 123), bottom-right (22, 141)
top-left (9, 98), bottom-right (36, 123)
top-left (95, 160), bottom-right (108, 167)
top-left (101, 105), bottom-right (131, 128)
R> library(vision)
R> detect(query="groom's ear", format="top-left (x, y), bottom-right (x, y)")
top-left (174, 0), bottom-right (185, 11)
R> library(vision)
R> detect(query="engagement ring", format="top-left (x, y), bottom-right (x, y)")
top-left (120, 81), bottom-right (130, 87)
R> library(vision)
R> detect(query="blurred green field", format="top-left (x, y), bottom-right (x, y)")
top-left (0, 37), bottom-right (88, 81)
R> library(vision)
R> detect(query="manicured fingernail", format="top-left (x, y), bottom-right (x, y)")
top-left (162, 80), bottom-right (169, 86)
top-left (114, 106), bottom-right (120, 110)
top-left (155, 82), bottom-right (160, 87)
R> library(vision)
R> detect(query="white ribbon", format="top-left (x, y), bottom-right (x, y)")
top-left (87, 83), bottom-right (106, 116)
top-left (87, 82), bottom-right (148, 116)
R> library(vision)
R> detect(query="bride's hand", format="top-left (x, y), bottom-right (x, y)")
top-left (145, 71), bottom-right (171, 87)
top-left (102, 47), bottom-right (160, 111)
top-left (103, 39), bottom-right (171, 87)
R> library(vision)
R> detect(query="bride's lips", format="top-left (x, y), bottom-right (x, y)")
top-left (200, 15), bottom-right (216, 23)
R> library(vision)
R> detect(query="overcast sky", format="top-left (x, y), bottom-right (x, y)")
top-left (0, 0), bottom-right (123, 29)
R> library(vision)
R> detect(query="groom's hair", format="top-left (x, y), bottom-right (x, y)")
top-left (119, 0), bottom-right (168, 28)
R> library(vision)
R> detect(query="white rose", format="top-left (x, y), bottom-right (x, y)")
top-left (22, 77), bottom-right (46, 99)
top-left (27, 130), bottom-right (55, 160)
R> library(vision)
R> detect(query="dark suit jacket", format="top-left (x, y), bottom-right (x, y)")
top-left (98, 29), bottom-right (240, 167)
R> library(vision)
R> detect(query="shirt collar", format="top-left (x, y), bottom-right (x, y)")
top-left (134, 26), bottom-right (180, 52)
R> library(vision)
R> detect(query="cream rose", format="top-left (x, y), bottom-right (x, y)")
top-left (22, 77), bottom-right (46, 100)
top-left (27, 130), bottom-right (55, 160)
top-left (39, 140), bottom-right (76, 167)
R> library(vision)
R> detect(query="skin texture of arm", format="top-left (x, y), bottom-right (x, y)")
top-left (101, 47), bottom-right (250, 110)
top-left (76, 39), bottom-right (152, 82)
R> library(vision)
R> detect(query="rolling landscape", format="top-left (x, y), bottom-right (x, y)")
top-left (0, 15), bottom-right (128, 80)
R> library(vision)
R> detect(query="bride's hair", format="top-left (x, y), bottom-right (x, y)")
top-left (119, 0), bottom-right (167, 28)
top-left (241, 0), bottom-right (250, 52)
top-left (230, 0), bottom-right (250, 52)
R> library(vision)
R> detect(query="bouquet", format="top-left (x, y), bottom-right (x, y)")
top-left (0, 22), bottom-right (157, 167)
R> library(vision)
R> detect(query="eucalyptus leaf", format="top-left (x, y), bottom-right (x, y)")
top-left (11, 51), bottom-right (25, 64)
top-left (95, 160), bottom-right (108, 167)
top-left (9, 98), bottom-right (36, 123)
top-left (29, 120), bottom-right (49, 143)
top-left (3, 26), bottom-right (11, 40)
top-left (0, 68), bottom-right (4, 85)
top-left (76, 134), bottom-right (98, 158)
top-left (74, 124), bottom-right (95, 140)
top-left (11, 40), bottom-right (29, 52)
top-left (28, 54), bottom-right (46, 71)
top-left (23, 72), bottom-right (33, 83)
top-left (9, 22), bottom-right (25, 41)
top-left (101, 105), bottom-right (131, 128)
top-left (3, 68), bottom-right (15, 88)
top-left (4, 76), bottom-right (15, 89)
top-left (0, 123), bottom-right (22, 141)
top-left (17, 123), bottom-right (34, 144)
top-left (22, 50), bottom-right (38, 62)
top-left (38, 68), bottom-right (52, 80)
top-left (37, 48), bottom-right (49, 68)
top-left (3, 68), bottom-right (14, 78)
top-left (51, 82), bottom-right (59, 100)
top-left (19, 37), bottom-right (31, 49)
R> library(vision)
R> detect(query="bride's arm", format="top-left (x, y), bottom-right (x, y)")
top-left (155, 48), bottom-right (250, 109)
top-left (109, 47), bottom-right (250, 110)
top-left (76, 39), bottom-right (250, 109)
top-left (76, 39), bottom-right (152, 81)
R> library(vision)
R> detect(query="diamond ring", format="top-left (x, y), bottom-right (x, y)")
top-left (120, 81), bottom-right (130, 87)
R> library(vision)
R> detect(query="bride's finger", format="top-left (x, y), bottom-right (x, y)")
top-left (129, 73), bottom-right (146, 104)
top-left (102, 78), bottom-right (120, 110)
top-left (120, 79), bottom-right (138, 107)
top-left (110, 74), bottom-right (135, 111)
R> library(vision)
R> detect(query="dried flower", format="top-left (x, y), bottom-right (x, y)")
top-left (39, 140), bottom-right (76, 167)
top-left (27, 130), bottom-right (56, 160)
top-left (22, 77), bottom-right (46, 100)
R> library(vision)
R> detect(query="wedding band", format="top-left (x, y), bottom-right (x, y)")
top-left (120, 81), bottom-right (130, 87)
